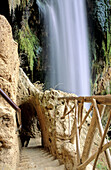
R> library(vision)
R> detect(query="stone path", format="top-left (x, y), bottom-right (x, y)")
top-left (17, 138), bottom-right (65, 170)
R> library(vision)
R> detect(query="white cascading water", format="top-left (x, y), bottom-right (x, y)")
top-left (37, 0), bottom-right (90, 96)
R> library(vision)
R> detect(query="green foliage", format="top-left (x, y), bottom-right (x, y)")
top-left (107, 31), bottom-right (111, 64)
top-left (101, 28), bottom-right (111, 66)
top-left (17, 22), bottom-right (41, 74)
top-left (96, 161), bottom-right (107, 170)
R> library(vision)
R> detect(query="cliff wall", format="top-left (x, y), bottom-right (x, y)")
top-left (0, 15), bottom-right (20, 170)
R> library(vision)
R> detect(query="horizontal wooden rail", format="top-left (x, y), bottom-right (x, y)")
top-left (58, 94), bottom-right (111, 105)
top-left (0, 88), bottom-right (22, 127)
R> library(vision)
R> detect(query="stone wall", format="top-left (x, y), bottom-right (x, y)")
top-left (0, 15), bottom-right (20, 170)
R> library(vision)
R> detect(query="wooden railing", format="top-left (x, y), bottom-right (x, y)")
top-left (58, 95), bottom-right (111, 170)
top-left (0, 88), bottom-right (22, 129)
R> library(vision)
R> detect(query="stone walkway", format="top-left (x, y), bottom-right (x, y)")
top-left (17, 138), bottom-right (65, 170)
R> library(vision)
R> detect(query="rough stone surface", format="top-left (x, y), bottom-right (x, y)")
top-left (0, 15), bottom-right (20, 170)
top-left (17, 67), bottom-right (39, 106)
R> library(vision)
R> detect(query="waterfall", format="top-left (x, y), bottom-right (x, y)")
top-left (37, 0), bottom-right (90, 96)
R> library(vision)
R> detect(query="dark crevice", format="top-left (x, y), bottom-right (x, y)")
top-left (19, 102), bottom-right (41, 147)
top-left (0, 0), bottom-right (11, 24)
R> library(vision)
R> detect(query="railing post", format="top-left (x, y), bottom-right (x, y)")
top-left (93, 110), bottom-right (111, 169)
top-left (81, 102), bottom-right (97, 165)
top-left (75, 99), bottom-right (81, 164)
top-left (93, 99), bottom-right (111, 169)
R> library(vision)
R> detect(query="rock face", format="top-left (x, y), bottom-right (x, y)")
top-left (0, 15), bottom-right (20, 170)
top-left (17, 67), bottom-right (39, 106)
top-left (93, 67), bottom-right (111, 95)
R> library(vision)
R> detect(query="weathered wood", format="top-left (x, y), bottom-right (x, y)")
top-left (58, 94), bottom-right (111, 105)
top-left (79, 104), bottom-right (93, 131)
top-left (58, 95), bottom-right (111, 169)
top-left (93, 109), bottom-right (111, 169)
top-left (61, 105), bottom-right (75, 119)
top-left (68, 113), bottom-right (71, 136)
top-left (78, 103), bottom-right (81, 124)
top-left (81, 108), bottom-right (97, 164)
top-left (79, 101), bottom-right (84, 126)
top-left (58, 96), bottom-right (84, 101)
top-left (93, 99), bottom-right (111, 169)
top-left (93, 100), bottom-right (105, 137)
top-left (75, 100), bottom-right (81, 164)
top-left (98, 104), bottom-right (106, 118)
top-left (70, 116), bottom-right (76, 144)
top-left (77, 141), bottom-right (111, 170)
top-left (63, 103), bottom-right (68, 117)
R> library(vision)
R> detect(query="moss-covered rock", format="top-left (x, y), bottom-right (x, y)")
top-left (87, 0), bottom-right (111, 93)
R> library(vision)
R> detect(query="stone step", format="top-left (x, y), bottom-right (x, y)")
top-left (20, 154), bottom-right (54, 161)
top-left (44, 164), bottom-right (65, 170)
top-left (18, 158), bottom-right (59, 167)
top-left (37, 159), bottom-right (60, 167)
top-left (18, 165), bottom-right (65, 170)
top-left (17, 138), bottom-right (65, 170)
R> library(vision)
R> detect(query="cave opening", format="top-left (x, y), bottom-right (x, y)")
top-left (19, 102), bottom-right (41, 147)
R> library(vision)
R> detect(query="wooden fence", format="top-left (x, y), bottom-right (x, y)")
top-left (58, 95), bottom-right (111, 169)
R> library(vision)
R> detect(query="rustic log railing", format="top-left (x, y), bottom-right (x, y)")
top-left (58, 95), bottom-right (111, 169)
top-left (0, 88), bottom-right (22, 129)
